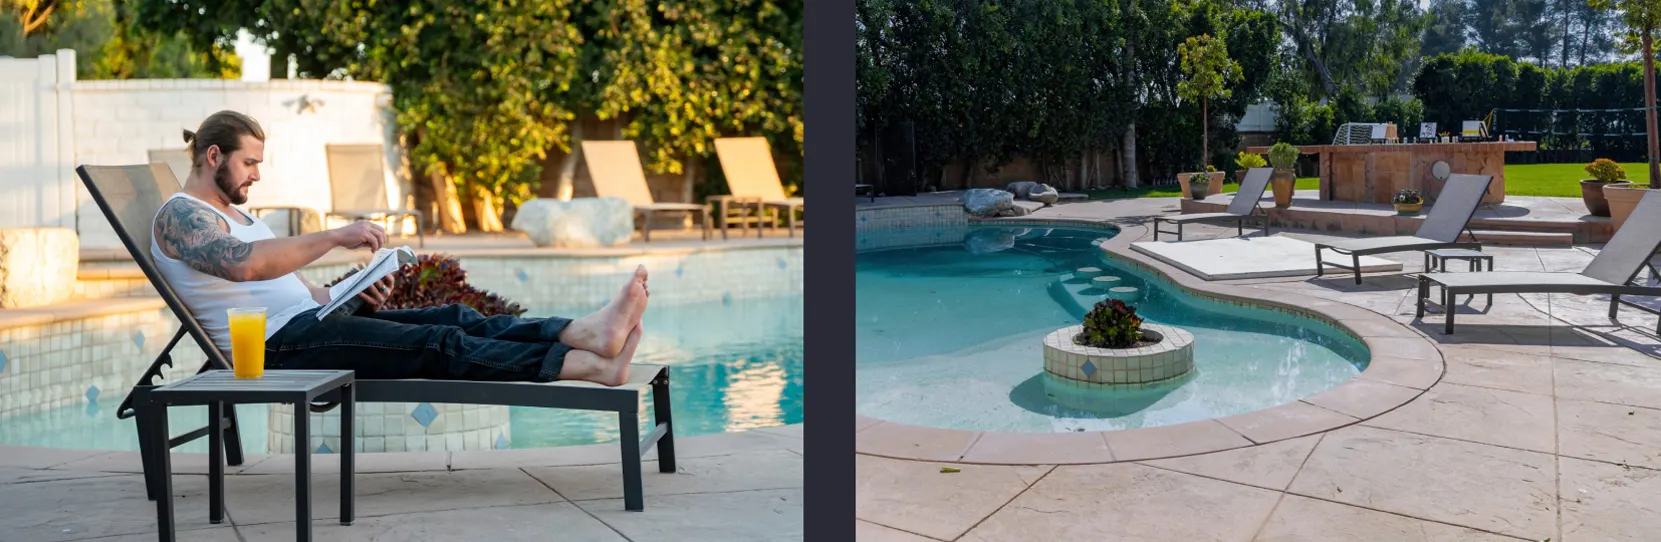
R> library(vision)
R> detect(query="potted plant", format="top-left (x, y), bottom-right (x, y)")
top-left (1393, 189), bottom-right (1424, 215)
top-left (1267, 142), bottom-right (1300, 208)
top-left (1077, 298), bottom-right (1157, 348)
top-left (1580, 159), bottom-right (1626, 217)
top-left (1190, 171), bottom-right (1213, 199)
top-left (1604, 181), bottom-right (1650, 230)
top-left (1235, 151), bottom-right (1267, 183)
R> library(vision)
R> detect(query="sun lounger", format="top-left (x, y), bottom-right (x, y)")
top-left (714, 137), bottom-right (805, 238)
top-left (247, 143), bottom-right (425, 247)
top-left (1418, 189), bottom-right (1661, 334)
top-left (581, 140), bottom-right (712, 242)
top-left (1315, 173), bottom-right (1493, 284)
top-left (1152, 167), bottom-right (1273, 241)
top-left (76, 164), bottom-right (676, 511)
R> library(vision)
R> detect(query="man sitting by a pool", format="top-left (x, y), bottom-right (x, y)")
top-left (151, 109), bottom-right (646, 386)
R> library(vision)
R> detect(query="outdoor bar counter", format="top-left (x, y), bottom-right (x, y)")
top-left (1244, 141), bottom-right (1537, 204)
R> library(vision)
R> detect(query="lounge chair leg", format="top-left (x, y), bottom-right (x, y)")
top-left (1416, 276), bottom-right (1427, 319)
top-left (1611, 294), bottom-right (1621, 321)
top-left (1444, 287), bottom-right (1455, 334)
top-left (135, 403), bottom-right (161, 501)
top-left (223, 406), bottom-right (244, 467)
top-left (153, 406), bottom-right (175, 542)
top-left (1315, 247), bottom-right (1325, 278)
top-left (652, 374), bottom-right (676, 473)
top-left (619, 410), bottom-right (645, 511)
top-left (1153, 221), bottom-right (1160, 241)
top-left (1352, 255), bottom-right (1362, 285)
top-left (1178, 222), bottom-right (1184, 241)
top-left (1237, 219), bottom-right (1243, 237)
top-left (295, 404), bottom-right (312, 542)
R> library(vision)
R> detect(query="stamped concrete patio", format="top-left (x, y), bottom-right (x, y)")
top-left (0, 424), bottom-right (802, 541)
top-left (857, 194), bottom-right (1661, 541)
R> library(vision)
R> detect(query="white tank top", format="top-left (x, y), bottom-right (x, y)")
top-left (150, 193), bottom-right (321, 356)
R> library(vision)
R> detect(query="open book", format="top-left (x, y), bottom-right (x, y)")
top-left (318, 245), bottom-right (417, 319)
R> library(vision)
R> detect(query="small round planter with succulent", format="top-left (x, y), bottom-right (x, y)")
top-left (1267, 142), bottom-right (1300, 208)
top-left (1393, 188), bottom-right (1424, 215)
top-left (1189, 166), bottom-right (1215, 199)
top-left (1580, 158), bottom-right (1627, 217)
top-left (1042, 299), bottom-right (1195, 385)
top-left (1234, 151), bottom-right (1267, 183)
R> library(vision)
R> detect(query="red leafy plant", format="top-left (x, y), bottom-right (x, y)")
top-left (325, 253), bottom-right (527, 317)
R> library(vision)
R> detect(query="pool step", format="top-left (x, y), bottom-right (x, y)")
top-left (1459, 230), bottom-right (1573, 247)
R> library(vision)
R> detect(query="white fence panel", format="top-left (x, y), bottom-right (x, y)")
top-left (0, 52), bottom-right (78, 231)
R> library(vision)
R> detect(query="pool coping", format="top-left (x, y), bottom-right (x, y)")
top-left (0, 423), bottom-right (804, 474)
top-left (854, 215), bottom-right (1443, 466)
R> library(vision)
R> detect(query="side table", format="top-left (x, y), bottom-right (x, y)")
top-left (142, 370), bottom-right (356, 542)
top-left (1424, 248), bottom-right (1496, 305)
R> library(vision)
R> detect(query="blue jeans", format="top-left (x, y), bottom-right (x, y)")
top-left (264, 304), bottom-right (574, 382)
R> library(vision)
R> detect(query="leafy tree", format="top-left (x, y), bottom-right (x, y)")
top-left (1, 0), bottom-right (238, 79)
top-left (1591, 0), bottom-right (1661, 181)
top-left (1178, 33), bottom-right (1242, 170)
top-left (1422, 0), bottom-right (1469, 56)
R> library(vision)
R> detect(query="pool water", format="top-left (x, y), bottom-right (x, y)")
top-left (856, 225), bottom-right (1368, 433)
top-left (0, 295), bottom-right (803, 452)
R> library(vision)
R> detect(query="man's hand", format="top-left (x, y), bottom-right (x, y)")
top-left (332, 220), bottom-right (388, 251)
top-left (356, 275), bottom-right (396, 312)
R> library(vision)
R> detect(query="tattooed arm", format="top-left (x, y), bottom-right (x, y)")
top-left (152, 198), bottom-right (385, 282)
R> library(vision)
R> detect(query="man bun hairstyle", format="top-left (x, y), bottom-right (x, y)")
top-left (183, 110), bottom-right (266, 169)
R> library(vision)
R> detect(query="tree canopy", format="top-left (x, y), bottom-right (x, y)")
top-left (1, 0), bottom-right (239, 79)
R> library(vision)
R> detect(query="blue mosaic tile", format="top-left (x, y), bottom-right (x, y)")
top-left (859, 215), bottom-right (868, 223)
top-left (777, 258), bottom-right (787, 270)
top-left (133, 331), bottom-right (145, 349)
top-left (675, 266), bottom-right (684, 278)
top-left (84, 402), bottom-right (101, 418)
top-left (1081, 361), bottom-right (1098, 378)
top-left (495, 433), bottom-right (509, 450)
top-left (317, 442), bottom-right (332, 454)
top-left (411, 403), bottom-right (438, 428)
top-left (516, 269), bottom-right (529, 282)
top-left (722, 292), bottom-right (733, 306)
top-left (85, 385), bottom-right (100, 403)
top-left (0, 348), bottom-right (7, 374)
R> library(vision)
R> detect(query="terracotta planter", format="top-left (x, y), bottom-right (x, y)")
top-left (1177, 173), bottom-right (1192, 199)
top-left (1580, 179), bottom-right (1616, 217)
top-left (1603, 182), bottom-right (1649, 230)
top-left (1270, 169), bottom-right (1297, 208)
top-left (1234, 170), bottom-right (1247, 184)
top-left (1394, 202), bottom-right (1423, 215)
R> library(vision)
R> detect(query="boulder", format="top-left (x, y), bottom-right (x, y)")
top-left (1005, 181), bottom-right (1041, 199)
top-left (1029, 184), bottom-right (1060, 206)
top-left (510, 197), bottom-right (635, 248)
top-left (963, 189), bottom-right (1015, 218)
top-left (0, 227), bottom-right (78, 308)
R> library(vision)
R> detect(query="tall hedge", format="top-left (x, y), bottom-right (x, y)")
top-left (1411, 49), bottom-right (1646, 155)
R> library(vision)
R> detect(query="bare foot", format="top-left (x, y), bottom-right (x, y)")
top-left (559, 266), bottom-right (649, 357)
top-left (560, 324), bottom-right (642, 386)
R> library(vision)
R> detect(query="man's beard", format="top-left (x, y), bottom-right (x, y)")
top-left (214, 162), bottom-right (248, 205)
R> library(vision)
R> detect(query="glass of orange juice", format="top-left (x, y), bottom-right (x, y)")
top-left (227, 307), bottom-right (267, 378)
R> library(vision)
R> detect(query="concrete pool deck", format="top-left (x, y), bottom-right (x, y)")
top-left (857, 195), bottom-right (1661, 541)
top-left (0, 424), bottom-right (803, 541)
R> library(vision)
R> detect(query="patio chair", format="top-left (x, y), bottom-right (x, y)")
top-left (248, 143), bottom-right (424, 247)
top-left (1151, 167), bottom-right (1273, 241)
top-left (1417, 189), bottom-right (1661, 334)
top-left (1315, 173), bottom-right (1493, 285)
top-left (75, 163), bottom-right (677, 512)
top-left (580, 140), bottom-right (712, 242)
top-left (147, 149), bottom-right (192, 184)
top-left (714, 137), bottom-right (805, 238)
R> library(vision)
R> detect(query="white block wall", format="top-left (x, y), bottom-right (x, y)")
top-left (71, 78), bottom-right (403, 252)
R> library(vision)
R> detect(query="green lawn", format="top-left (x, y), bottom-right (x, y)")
top-left (1085, 162), bottom-right (1650, 200)
top-left (1502, 162), bottom-right (1649, 197)
top-left (1084, 177), bottom-right (1319, 200)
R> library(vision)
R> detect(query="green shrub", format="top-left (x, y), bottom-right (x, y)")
top-left (1267, 142), bottom-right (1299, 170)
top-left (1584, 158), bottom-right (1627, 183)
top-left (1078, 299), bottom-right (1146, 349)
top-left (1235, 151), bottom-right (1267, 169)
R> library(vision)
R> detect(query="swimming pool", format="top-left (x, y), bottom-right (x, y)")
top-left (856, 224), bottom-right (1368, 433)
top-left (0, 294), bottom-right (803, 452)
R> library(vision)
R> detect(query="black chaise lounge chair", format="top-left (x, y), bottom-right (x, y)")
top-left (75, 164), bottom-right (675, 512)
top-left (1314, 173), bottom-right (1494, 284)
top-left (1152, 167), bottom-right (1273, 241)
top-left (1417, 189), bottom-right (1661, 334)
